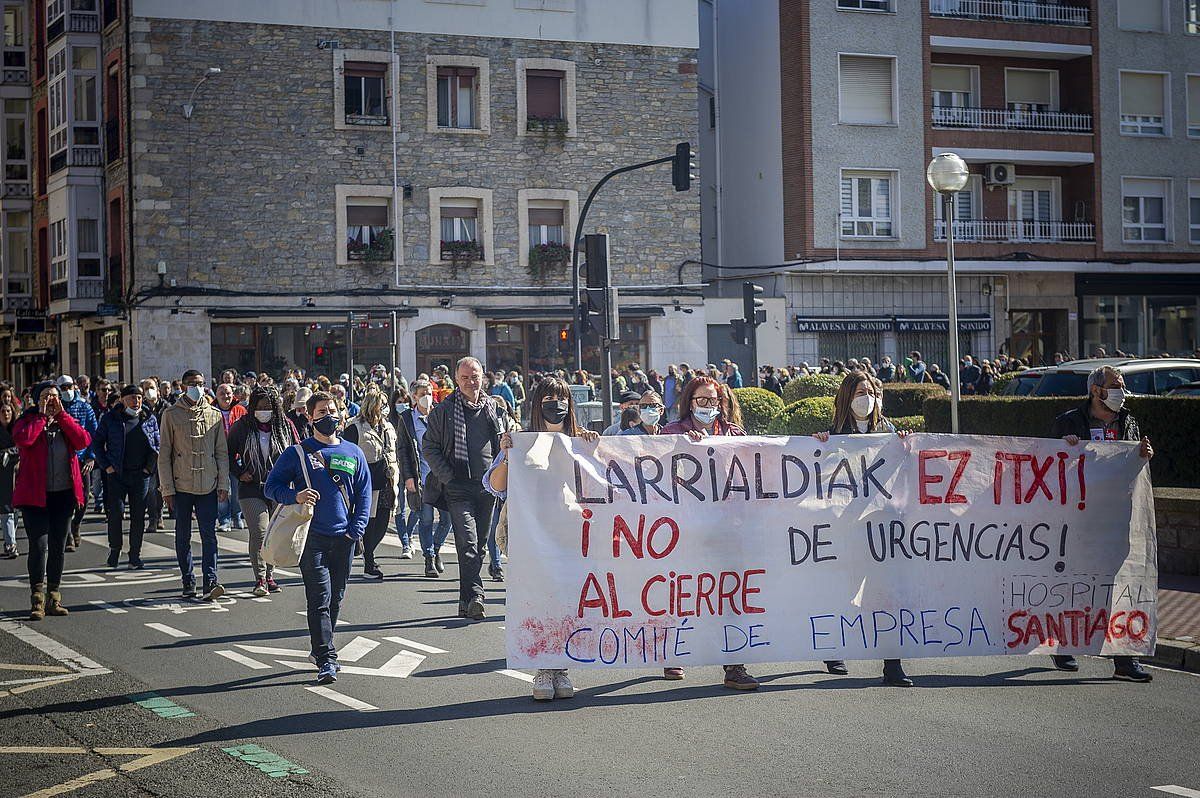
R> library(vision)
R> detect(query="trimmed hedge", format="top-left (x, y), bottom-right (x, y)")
top-left (767, 396), bottom-right (835, 436)
top-left (733, 387), bottom-right (785, 434)
top-left (922, 395), bottom-right (1200, 488)
top-left (888, 414), bottom-right (925, 433)
top-left (782, 374), bottom-right (843, 403)
top-left (992, 373), bottom-right (1016, 395)
top-left (882, 383), bottom-right (945, 417)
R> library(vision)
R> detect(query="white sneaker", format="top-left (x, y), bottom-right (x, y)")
top-left (400, 545), bottom-right (413, 560)
top-left (532, 669), bottom-right (555, 701)
top-left (552, 669), bottom-right (574, 699)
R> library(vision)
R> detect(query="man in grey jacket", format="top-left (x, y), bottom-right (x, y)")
top-left (158, 369), bottom-right (228, 601)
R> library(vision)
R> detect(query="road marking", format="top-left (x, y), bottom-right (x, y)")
top-left (495, 669), bottom-right (534, 683)
top-left (0, 663), bottom-right (71, 673)
top-left (87, 600), bottom-right (127, 614)
top-left (237, 643), bottom-right (310, 657)
top-left (128, 691), bottom-right (195, 719)
top-left (277, 649), bottom-right (426, 679)
top-left (338, 636), bottom-right (380, 662)
top-left (143, 623), bottom-right (190, 638)
top-left (123, 596), bottom-right (236, 614)
top-left (0, 746), bottom-right (195, 797)
top-left (0, 617), bottom-right (109, 676)
top-left (382, 636), bottom-right (447, 654)
top-left (305, 685), bottom-right (379, 711)
top-left (294, 611), bottom-right (346, 625)
top-left (1153, 787), bottom-right (1200, 798)
top-left (222, 743), bottom-right (308, 778)
top-left (214, 650), bottom-right (270, 670)
top-left (3, 673), bottom-right (86, 696)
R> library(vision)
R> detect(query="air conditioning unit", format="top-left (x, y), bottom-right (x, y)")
top-left (985, 163), bottom-right (1015, 186)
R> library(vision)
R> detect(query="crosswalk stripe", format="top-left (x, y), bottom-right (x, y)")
top-left (495, 669), bottom-right (534, 683)
top-left (305, 685), bottom-right (378, 711)
top-left (382, 636), bottom-right (447, 654)
top-left (214, 650), bottom-right (270, 670)
top-left (1152, 787), bottom-right (1200, 798)
top-left (88, 601), bottom-right (127, 614)
top-left (144, 623), bottom-right (190, 638)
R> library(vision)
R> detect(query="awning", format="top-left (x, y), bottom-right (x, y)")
top-left (474, 305), bottom-right (667, 320)
top-left (207, 308), bottom-right (419, 319)
top-left (10, 347), bottom-right (53, 362)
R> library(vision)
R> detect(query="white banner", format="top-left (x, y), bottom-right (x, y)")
top-left (505, 433), bottom-right (1157, 669)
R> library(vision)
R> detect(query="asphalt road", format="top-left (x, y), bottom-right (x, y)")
top-left (2, 515), bottom-right (1198, 798)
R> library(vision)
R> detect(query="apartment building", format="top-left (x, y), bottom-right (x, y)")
top-left (5, 0), bottom-right (703, 384)
top-left (703, 0), bottom-right (1200, 370)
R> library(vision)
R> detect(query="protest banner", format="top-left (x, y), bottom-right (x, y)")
top-left (504, 432), bottom-right (1156, 669)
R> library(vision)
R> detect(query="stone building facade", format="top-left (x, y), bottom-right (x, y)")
top-left (52, 0), bottom-right (703, 383)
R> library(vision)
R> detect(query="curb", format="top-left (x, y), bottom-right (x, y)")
top-left (1148, 637), bottom-right (1200, 674)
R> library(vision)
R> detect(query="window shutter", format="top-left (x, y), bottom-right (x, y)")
top-left (840, 178), bottom-right (853, 217)
top-left (1124, 177), bottom-right (1167, 200)
top-left (526, 70), bottom-right (564, 119)
top-left (874, 179), bottom-right (890, 219)
top-left (1121, 72), bottom-right (1164, 116)
top-left (839, 55), bottom-right (894, 123)
top-left (441, 204), bottom-right (478, 219)
top-left (1188, 76), bottom-right (1200, 125)
top-left (347, 205), bottom-right (388, 226)
top-left (1119, 0), bottom-right (1164, 31)
top-left (345, 61), bottom-right (387, 78)
top-left (956, 187), bottom-right (973, 221)
top-left (528, 208), bottom-right (563, 226)
top-left (1006, 70), bottom-right (1052, 105)
top-left (931, 65), bottom-right (972, 94)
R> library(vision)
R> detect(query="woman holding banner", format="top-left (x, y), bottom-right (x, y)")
top-left (814, 372), bottom-right (914, 687)
top-left (660, 377), bottom-right (760, 691)
top-left (488, 376), bottom-right (599, 701)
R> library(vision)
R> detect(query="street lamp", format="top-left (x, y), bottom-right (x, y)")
top-left (926, 152), bottom-right (970, 434)
top-left (182, 67), bottom-right (222, 119)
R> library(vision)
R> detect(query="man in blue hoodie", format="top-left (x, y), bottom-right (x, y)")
top-left (265, 390), bottom-right (371, 685)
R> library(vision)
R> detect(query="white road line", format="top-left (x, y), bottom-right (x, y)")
top-left (294, 611), bottom-right (346, 625)
top-left (1152, 787), bottom-right (1200, 798)
top-left (214, 650), bottom-right (270, 670)
top-left (495, 669), bottom-right (534, 683)
top-left (251, 597), bottom-right (271, 603)
top-left (144, 623), bottom-right (191, 638)
top-left (236, 643), bottom-right (310, 657)
top-left (88, 600), bottom-right (127, 614)
top-left (382, 636), bottom-right (447, 655)
top-left (0, 617), bottom-right (109, 675)
top-left (305, 685), bottom-right (378, 711)
top-left (338, 636), bottom-right (380, 663)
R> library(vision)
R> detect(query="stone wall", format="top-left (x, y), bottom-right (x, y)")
top-left (1156, 488), bottom-right (1200, 576)
top-left (128, 17), bottom-right (701, 296)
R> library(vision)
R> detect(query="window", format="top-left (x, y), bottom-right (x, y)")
top-left (838, 54), bottom-right (895, 125)
top-left (429, 187), bottom-right (493, 264)
top-left (335, 184), bottom-right (400, 266)
top-left (1120, 71), bottom-right (1167, 135)
top-left (838, 0), bottom-right (892, 9)
top-left (1008, 177), bottom-right (1058, 239)
top-left (1190, 180), bottom-right (1200, 243)
top-left (1189, 0), bottom-right (1200, 34)
top-left (48, 47), bottom-right (66, 157)
top-left (528, 206), bottom-right (564, 245)
top-left (933, 175), bottom-right (979, 239)
top-left (1189, 75), bottom-right (1200, 137)
top-left (1118, 0), bottom-right (1165, 31)
top-left (516, 58), bottom-right (576, 137)
top-left (72, 48), bottom-right (97, 122)
top-left (77, 218), bottom-right (98, 253)
top-left (4, 99), bottom-right (27, 180)
top-left (343, 61), bottom-right (386, 124)
top-left (931, 64), bottom-right (976, 127)
top-left (1122, 178), bottom-right (1170, 242)
top-left (840, 170), bottom-right (895, 238)
top-left (50, 218), bottom-right (67, 282)
top-left (518, 188), bottom-right (577, 270)
top-left (1005, 68), bottom-right (1056, 113)
top-left (440, 204), bottom-right (477, 243)
top-left (436, 66), bottom-right (477, 128)
top-left (3, 5), bottom-right (24, 68)
top-left (5, 212), bottom-right (30, 297)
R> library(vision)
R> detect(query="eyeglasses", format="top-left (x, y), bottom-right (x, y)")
top-left (639, 403), bottom-right (664, 411)
top-left (691, 397), bottom-right (720, 408)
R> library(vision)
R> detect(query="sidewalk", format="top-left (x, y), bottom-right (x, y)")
top-left (1151, 574), bottom-right (1200, 674)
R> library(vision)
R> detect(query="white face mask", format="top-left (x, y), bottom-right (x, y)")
top-left (254, 410), bottom-right (273, 423)
top-left (851, 394), bottom-right (876, 420)
top-left (693, 406), bottom-right (720, 425)
top-left (639, 407), bottom-right (661, 427)
top-left (124, 404), bottom-right (139, 417)
top-left (1101, 387), bottom-right (1125, 412)
top-left (185, 386), bottom-right (204, 404)
top-left (145, 389), bottom-right (158, 403)
top-left (416, 394), bottom-right (432, 412)
top-left (61, 389), bottom-right (76, 403)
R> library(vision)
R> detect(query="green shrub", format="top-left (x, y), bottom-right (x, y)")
top-left (732, 387), bottom-right (785, 434)
top-left (992, 373), bottom-right (1016, 394)
top-left (922, 395), bottom-right (1200, 488)
top-left (887, 414), bottom-right (925, 433)
top-left (782, 374), bottom-right (843, 403)
top-left (766, 396), bottom-right (835, 436)
top-left (882, 383), bottom-right (945, 417)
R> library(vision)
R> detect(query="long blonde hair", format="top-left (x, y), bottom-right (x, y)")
top-left (358, 388), bottom-right (386, 428)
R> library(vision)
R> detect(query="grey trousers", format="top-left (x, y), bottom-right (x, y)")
top-left (239, 497), bottom-right (274, 582)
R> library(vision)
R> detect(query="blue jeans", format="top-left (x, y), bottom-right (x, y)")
top-left (299, 533), bottom-right (355, 666)
top-left (393, 503), bottom-right (411, 547)
top-left (487, 500), bottom-right (503, 569)
top-left (1, 512), bottom-right (15, 549)
top-left (217, 479), bottom-right (242, 527)
top-left (416, 503), bottom-right (451, 558)
top-left (173, 491), bottom-right (219, 588)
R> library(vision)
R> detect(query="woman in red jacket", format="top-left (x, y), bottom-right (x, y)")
top-left (12, 381), bottom-right (91, 620)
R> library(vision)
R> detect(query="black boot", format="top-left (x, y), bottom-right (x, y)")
top-left (424, 554), bottom-right (438, 578)
top-left (1051, 655), bottom-right (1079, 672)
top-left (882, 659), bottom-right (912, 687)
top-left (106, 549), bottom-right (120, 569)
top-left (1112, 656), bottom-right (1152, 683)
top-left (824, 660), bottom-right (848, 675)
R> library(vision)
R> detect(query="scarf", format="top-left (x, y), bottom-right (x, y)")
top-left (452, 390), bottom-right (496, 469)
top-left (242, 417), bottom-right (291, 482)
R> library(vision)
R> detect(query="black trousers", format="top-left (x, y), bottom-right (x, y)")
top-left (22, 490), bottom-right (75, 589)
top-left (105, 470), bottom-right (150, 558)
top-left (444, 480), bottom-right (496, 604)
top-left (361, 507), bottom-right (391, 570)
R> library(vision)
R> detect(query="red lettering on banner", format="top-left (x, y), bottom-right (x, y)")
top-left (577, 572), bottom-right (608, 617)
top-left (945, 451), bottom-right (971, 504)
top-left (1007, 606), bottom-right (1147, 649)
top-left (918, 450), bottom-right (946, 505)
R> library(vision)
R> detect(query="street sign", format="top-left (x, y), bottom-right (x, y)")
top-left (96, 304), bottom-right (120, 317)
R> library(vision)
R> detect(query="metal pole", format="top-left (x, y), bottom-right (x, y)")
top-left (390, 309), bottom-right (398, 394)
top-left (945, 193), bottom-right (961, 435)
top-left (600, 339), bottom-right (614, 430)
top-left (347, 311), bottom-right (354, 386)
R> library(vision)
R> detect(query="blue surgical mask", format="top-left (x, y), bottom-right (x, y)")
top-left (693, 407), bottom-right (720, 425)
top-left (61, 389), bottom-right (76, 403)
top-left (639, 407), bottom-right (661, 427)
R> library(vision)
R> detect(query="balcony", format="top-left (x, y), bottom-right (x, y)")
top-left (934, 219), bottom-right (1095, 243)
top-left (68, 13), bottom-right (100, 33)
top-left (50, 279), bottom-right (104, 302)
top-left (932, 105), bottom-right (1092, 133)
top-left (929, 0), bottom-right (1089, 26)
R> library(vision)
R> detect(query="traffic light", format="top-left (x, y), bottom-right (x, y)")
top-left (729, 319), bottom-right (749, 346)
top-left (672, 141), bottom-right (696, 192)
top-left (743, 282), bottom-right (765, 327)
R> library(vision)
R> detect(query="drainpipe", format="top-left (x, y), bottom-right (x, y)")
top-left (123, 0), bottom-right (136, 378)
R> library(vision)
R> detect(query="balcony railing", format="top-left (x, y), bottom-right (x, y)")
top-left (934, 219), bottom-right (1095, 243)
top-left (932, 105), bottom-right (1092, 133)
top-left (71, 146), bottom-right (103, 167)
top-left (68, 13), bottom-right (100, 33)
top-left (50, 278), bottom-right (105, 302)
top-left (930, 0), bottom-right (1089, 26)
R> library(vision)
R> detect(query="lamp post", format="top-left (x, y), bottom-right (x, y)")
top-left (182, 67), bottom-right (222, 119)
top-left (926, 152), bottom-right (970, 434)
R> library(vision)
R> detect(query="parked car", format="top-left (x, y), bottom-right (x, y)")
top-left (1013, 358), bottom-right (1200, 397)
top-left (999, 367), bottom-right (1049, 396)
top-left (1166, 381), bottom-right (1200, 397)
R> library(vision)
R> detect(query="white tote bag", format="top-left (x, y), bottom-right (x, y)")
top-left (262, 444), bottom-right (315, 568)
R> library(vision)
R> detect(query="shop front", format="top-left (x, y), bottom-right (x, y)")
top-left (86, 327), bottom-right (123, 382)
top-left (1077, 274), bottom-right (1199, 358)
top-left (793, 315), bottom-right (989, 370)
top-left (483, 309), bottom-right (654, 378)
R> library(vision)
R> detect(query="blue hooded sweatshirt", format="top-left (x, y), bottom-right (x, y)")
top-left (264, 437), bottom-right (372, 540)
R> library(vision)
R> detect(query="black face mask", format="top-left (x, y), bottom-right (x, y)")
top-left (313, 414), bottom-right (340, 436)
top-left (540, 400), bottom-right (569, 426)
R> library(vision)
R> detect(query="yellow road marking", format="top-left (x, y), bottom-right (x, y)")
top-left (0, 746), bottom-right (196, 798)
top-left (0, 663), bottom-right (71, 673)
